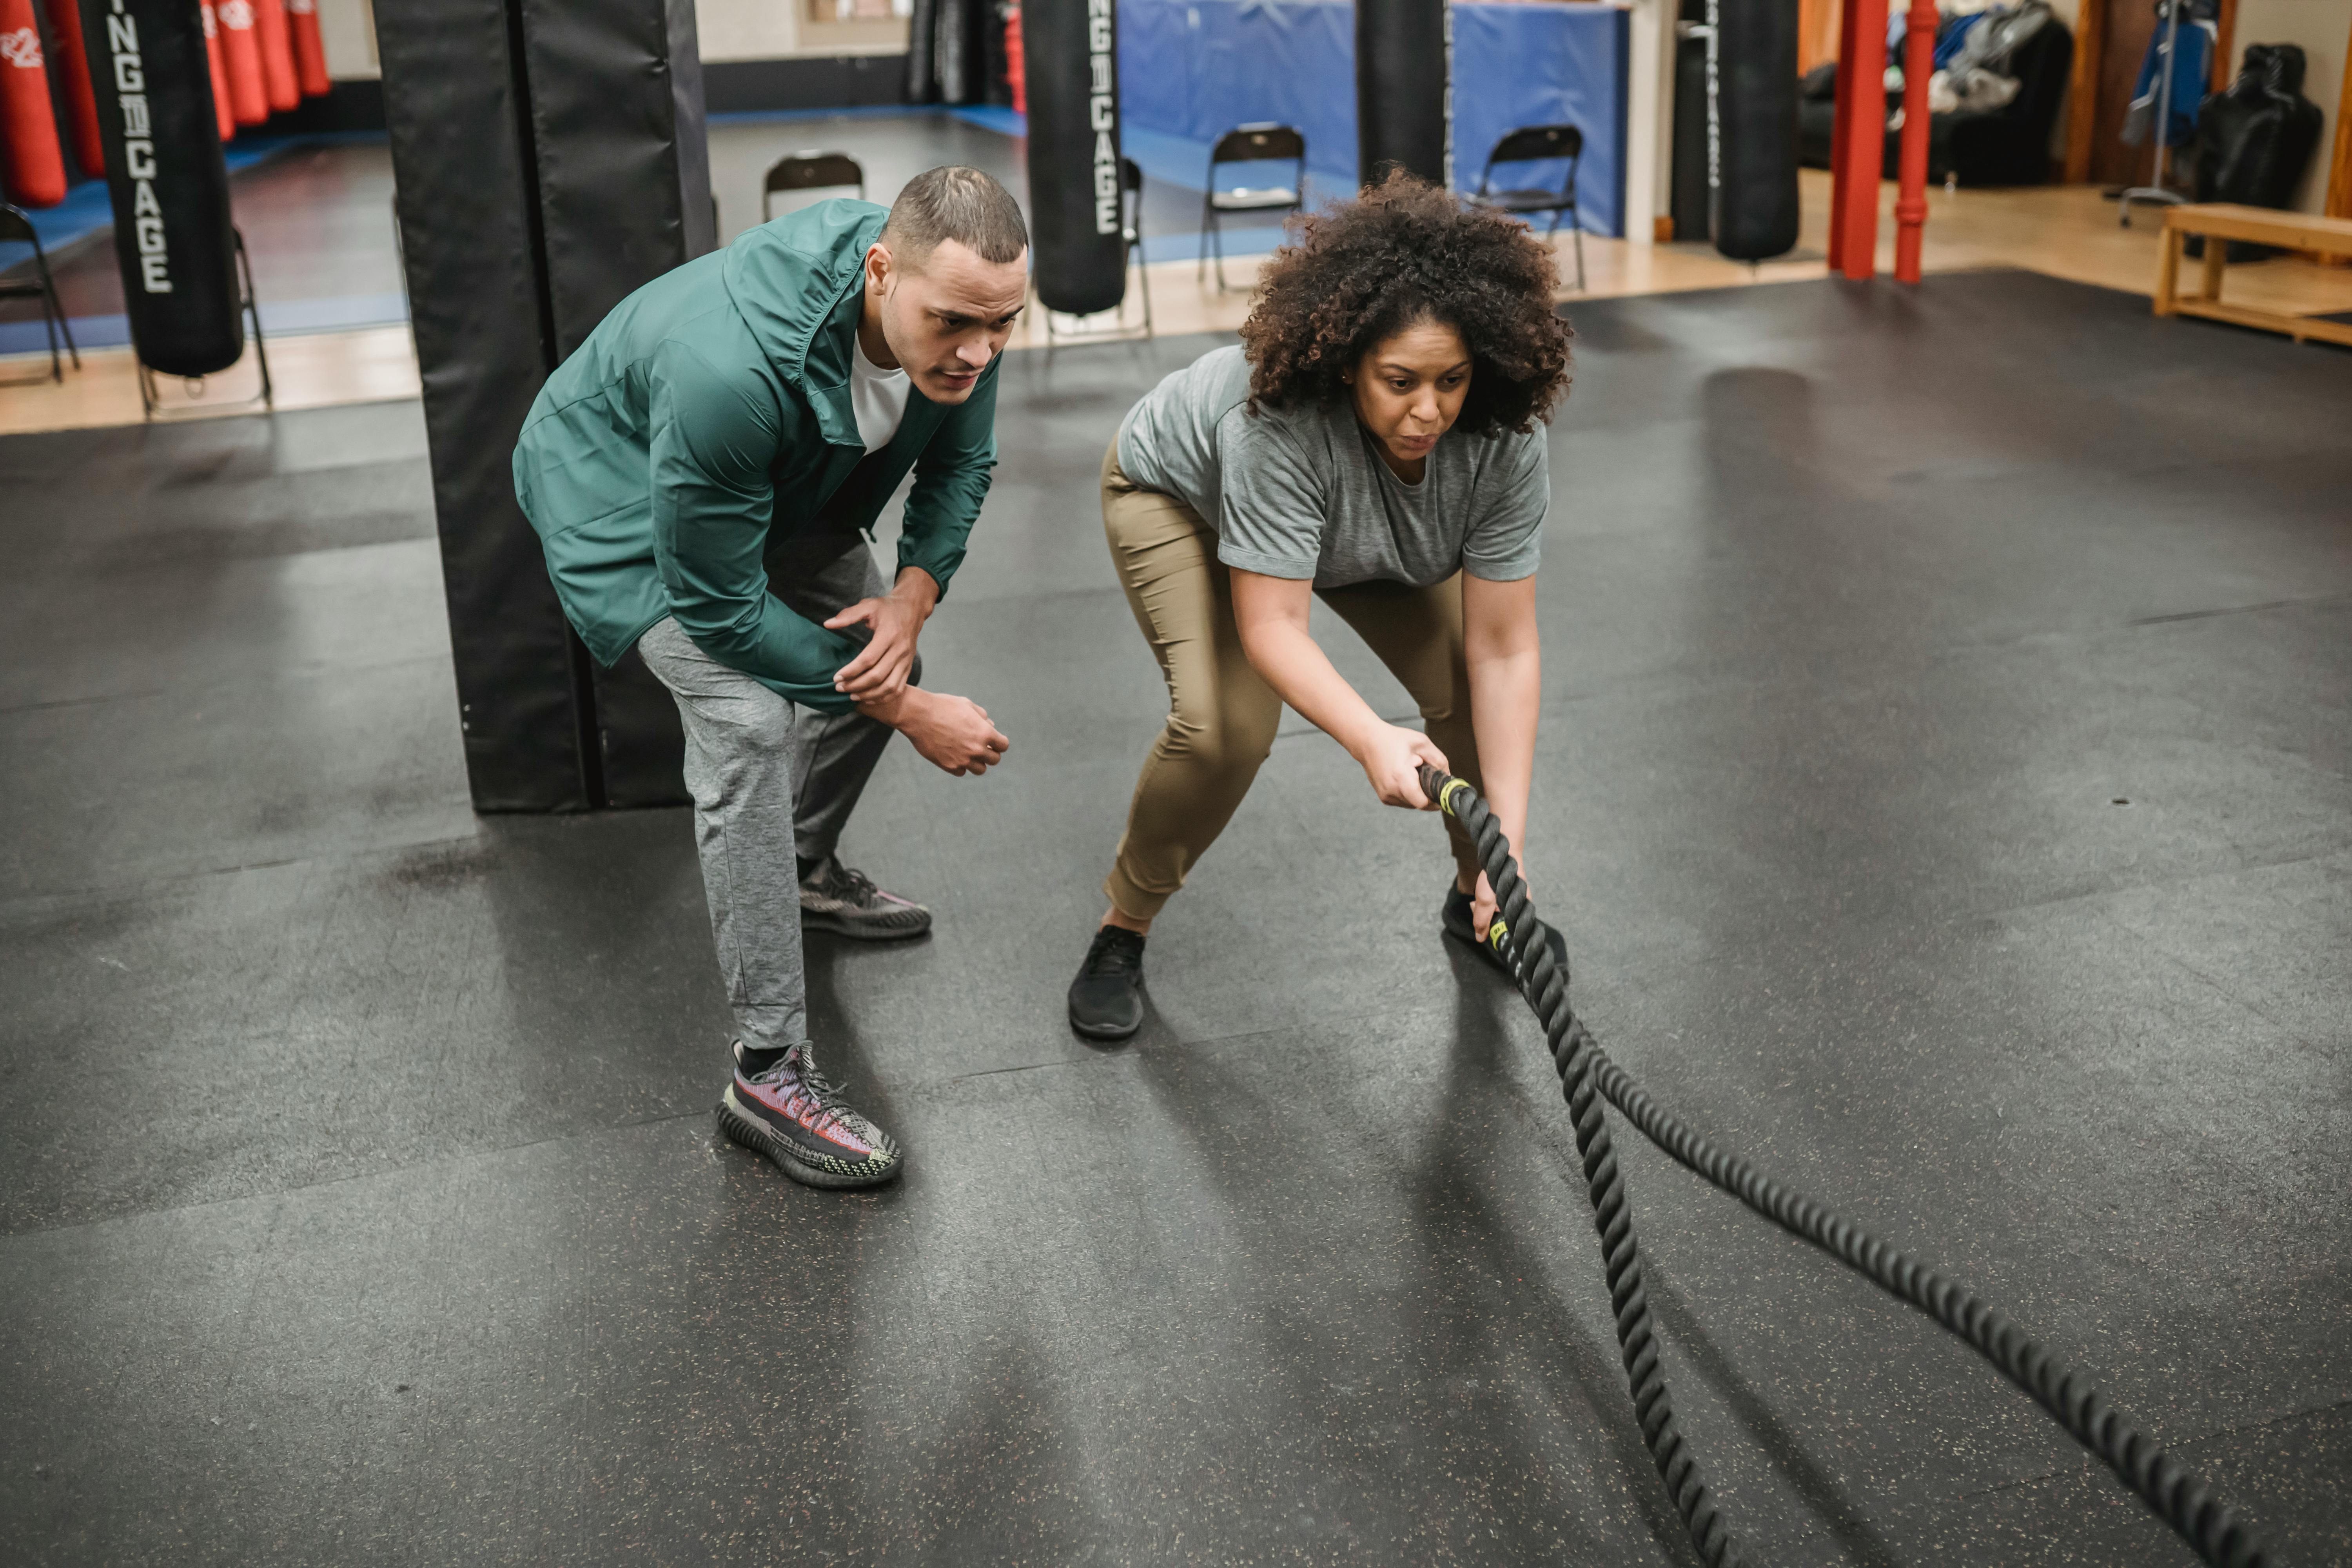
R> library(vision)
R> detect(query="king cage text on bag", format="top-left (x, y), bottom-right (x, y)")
top-left (102, 0), bottom-right (171, 293)
top-left (1088, 0), bottom-right (1118, 235)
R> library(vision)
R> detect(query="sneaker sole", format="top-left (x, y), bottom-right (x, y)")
top-left (1067, 1005), bottom-right (1142, 1042)
top-left (717, 1088), bottom-right (902, 1190)
top-left (800, 908), bottom-right (934, 942)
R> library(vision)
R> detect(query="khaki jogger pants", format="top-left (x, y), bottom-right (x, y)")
top-left (1101, 438), bottom-right (1486, 921)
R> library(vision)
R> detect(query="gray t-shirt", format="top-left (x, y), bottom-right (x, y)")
top-left (1116, 343), bottom-right (1548, 588)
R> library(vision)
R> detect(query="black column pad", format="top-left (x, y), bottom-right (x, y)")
top-left (376, 0), bottom-right (592, 811)
top-left (79, 0), bottom-right (243, 376)
top-left (518, 0), bottom-right (713, 359)
top-left (1711, 0), bottom-right (1799, 260)
top-left (515, 0), bottom-right (710, 805)
top-left (1024, 0), bottom-right (1125, 315)
top-left (1356, 0), bottom-right (1450, 187)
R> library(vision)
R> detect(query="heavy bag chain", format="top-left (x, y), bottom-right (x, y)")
top-left (1417, 764), bottom-right (2277, 1568)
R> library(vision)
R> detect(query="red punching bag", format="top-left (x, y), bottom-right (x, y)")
top-left (286, 0), bottom-right (325, 96)
top-left (252, 0), bottom-right (294, 112)
top-left (200, 0), bottom-right (234, 139)
top-left (0, 0), bottom-right (69, 207)
top-left (41, 0), bottom-right (103, 179)
top-left (215, 0), bottom-right (266, 124)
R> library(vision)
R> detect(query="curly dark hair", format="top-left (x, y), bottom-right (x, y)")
top-left (1238, 171), bottom-right (1573, 436)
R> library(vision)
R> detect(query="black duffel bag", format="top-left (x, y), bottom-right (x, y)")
top-left (2187, 44), bottom-right (2325, 261)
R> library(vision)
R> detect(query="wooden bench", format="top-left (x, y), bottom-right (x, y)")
top-left (2153, 203), bottom-right (2352, 348)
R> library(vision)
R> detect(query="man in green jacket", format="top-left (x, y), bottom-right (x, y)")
top-left (512, 166), bottom-right (1027, 1190)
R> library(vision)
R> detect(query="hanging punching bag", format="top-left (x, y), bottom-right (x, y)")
top-left (1, 0), bottom-right (70, 206)
top-left (214, 0), bottom-right (265, 124)
top-left (1711, 0), bottom-right (1800, 259)
top-left (1356, 0), bottom-right (1449, 187)
top-left (251, 0), bottom-right (292, 111)
top-left (285, 0), bottom-right (324, 96)
top-left (79, 0), bottom-right (245, 374)
top-left (198, 0), bottom-right (232, 138)
top-left (43, 0), bottom-right (107, 178)
top-left (1024, 0), bottom-right (1124, 316)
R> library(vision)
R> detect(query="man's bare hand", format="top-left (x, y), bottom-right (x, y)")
top-left (864, 688), bottom-right (1009, 777)
top-left (827, 568), bottom-right (938, 704)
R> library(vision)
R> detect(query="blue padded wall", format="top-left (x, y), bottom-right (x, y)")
top-left (1116, 0), bottom-right (1627, 237)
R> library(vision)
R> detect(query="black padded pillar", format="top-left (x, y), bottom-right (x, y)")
top-left (377, 0), bottom-right (710, 811)
top-left (517, 0), bottom-right (710, 807)
top-left (1356, 0), bottom-right (1450, 187)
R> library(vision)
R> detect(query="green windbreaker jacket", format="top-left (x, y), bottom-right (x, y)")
top-left (511, 200), bottom-right (1000, 716)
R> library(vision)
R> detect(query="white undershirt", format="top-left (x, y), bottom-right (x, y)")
top-left (851, 330), bottom-right (913, 454)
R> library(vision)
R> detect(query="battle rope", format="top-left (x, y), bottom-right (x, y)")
top-left (1419, 765), bottom-right (2277, 1568)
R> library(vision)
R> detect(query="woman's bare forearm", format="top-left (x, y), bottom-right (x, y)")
top-left (1463, 573), bottom-right (1542, 866)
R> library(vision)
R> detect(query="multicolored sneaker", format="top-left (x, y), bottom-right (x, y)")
top-left (717, 1040), bottom-right (903, 1189)
top-left (799, 856), bottom-right (932, 941)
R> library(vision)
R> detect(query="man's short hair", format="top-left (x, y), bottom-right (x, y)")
top-left (879, 166), bottom-right (1029, 267)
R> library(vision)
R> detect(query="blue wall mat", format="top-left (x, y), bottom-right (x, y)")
top-left (1118, 0), bottom-right (1360, 194)
top-left (1452, 3), bottom-right (1628, 238)
top-left (1116, 0), bottom-right (1626, 236)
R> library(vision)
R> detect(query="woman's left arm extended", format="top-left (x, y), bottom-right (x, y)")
top-left (1462, 571), bottom-right (1541, 934)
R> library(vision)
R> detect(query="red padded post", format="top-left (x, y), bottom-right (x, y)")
top-left (1828, 0), bottom-right (1889, 279)
top-left (1893, 0), bottom-right (1936, 281)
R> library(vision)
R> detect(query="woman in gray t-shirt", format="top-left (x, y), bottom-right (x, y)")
top-left (1069, 173), bottom-right (1575, 1040)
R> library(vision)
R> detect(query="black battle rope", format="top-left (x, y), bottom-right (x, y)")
top-left (1418, 765), bottom-right (2276, 1568)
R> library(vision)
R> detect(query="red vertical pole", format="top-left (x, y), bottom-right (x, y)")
top-left (1832, 0), bottom-right (1889, 279)
top-left (1892, 0), bottom-right (1935, 281)
top-left (1825, 0), bottom-right (1859, 272)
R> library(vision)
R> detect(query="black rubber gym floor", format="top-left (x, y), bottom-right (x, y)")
top-left (2, 270), bottom-right (2345, 1566)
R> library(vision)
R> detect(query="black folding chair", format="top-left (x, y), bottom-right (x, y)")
top-left (1199, 123), bottom-right (1305, 293)
top-left (763, 151), bottom-right (866, 221)
top-left (0, 203), bottom-right (80, 383)
top-left (137, 228), bottom-right (272, 419)
top-left (1042, 156), bottom-right (1153, 352)
top-left (1469, 123), bottom-right (1586, 291)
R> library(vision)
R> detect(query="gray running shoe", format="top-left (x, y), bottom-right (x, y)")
top-left (799, 856), bottom-right (932, 940)
top-left (717, 1040), bottom-right (903, 1189)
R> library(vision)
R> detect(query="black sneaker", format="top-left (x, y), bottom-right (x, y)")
top-left (1442, 886), bottom-right (1568, 981)
top-left (799, 856), bottom-right (932, 941)
top-left (1067, 925), bottom-right (1146, 1041)
top-left (717, 1040), bottom-right (903, 1189)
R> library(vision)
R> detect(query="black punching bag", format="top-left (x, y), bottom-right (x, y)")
top-left (1711, 0), bottom-right (1799, 260)
top-left (1357, 0), bottom-right (1450, 186)
top-left (80, 0), bottom-right (243, 376)
top-left (1025, 0), bottom-right (1125, 315)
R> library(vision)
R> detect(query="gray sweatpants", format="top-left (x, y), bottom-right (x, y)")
top-left (635, 531), bottom-right (918, 1054)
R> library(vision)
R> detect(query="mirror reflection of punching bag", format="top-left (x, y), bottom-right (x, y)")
top-left (215, 0), bottom-right (266, 124)
top-left (1024, 0), bottom-right (1125, 316)
top-left (286, 0), bottom-right (325, 96)
top-left (199, 0), bottom-right (234, 139)
top-left (252, 0), bottom-right (294, 112)
top-left (43, 0), bottom-right (109, 178)
top-left (80, 0), bottom-right (245, 375)
top-left (1, 0), bottom-right (71, 207)
top-left (1711, 0), bottom-right (1800, 260)
top-left (1356, 0), bottom-right (1450, 185)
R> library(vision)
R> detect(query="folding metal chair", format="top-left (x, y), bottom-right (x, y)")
top-left (1199, 123), bottom-right (1305, 293)
top-left (763, 151), bottom-right (867, 221)
top-left (1469, 123), bottom-right (1586, 292)
top-left (0, 203), bottom-right (80, 383)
